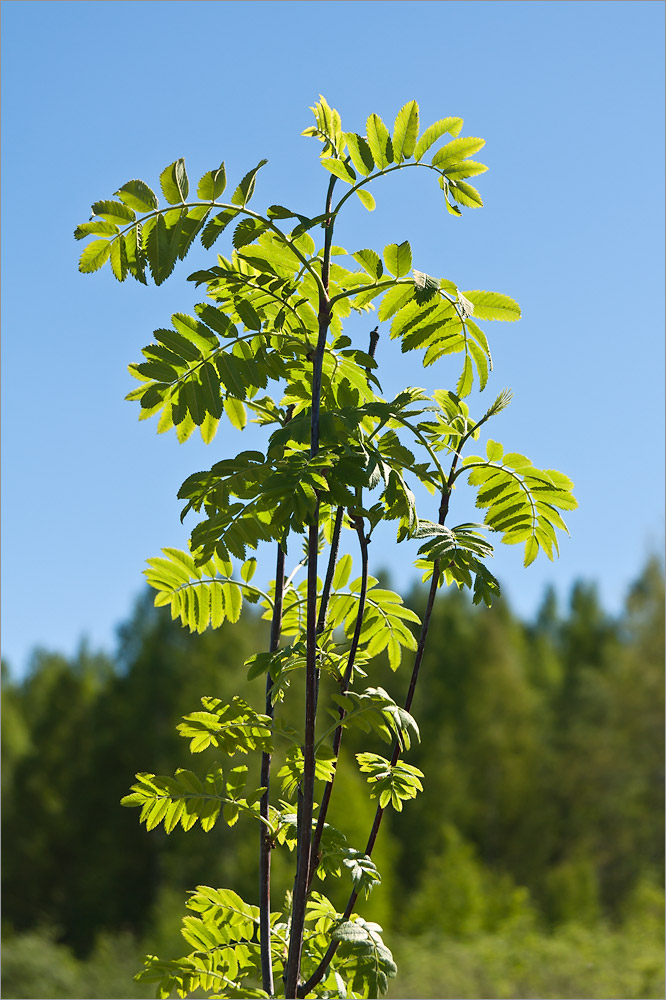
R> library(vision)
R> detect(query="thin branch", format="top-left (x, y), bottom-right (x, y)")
top-left (331, 159), bottom-right (449, 218)
top-left (308, 516), bottom-right (369, 888)
top-left (317, 506), bottom-right (345, 634)
top-left (259, 543), bottom-right (285, 997)
top-left (298, 486), bottom-right (451, 998)
top-left (284, 172), bottom-right (337, 999)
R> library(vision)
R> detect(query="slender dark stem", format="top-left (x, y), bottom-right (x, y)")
top-left (308, 516), bottom-right (368, 887)
top-left (284, 173), bottom-right (337, 1000)
top-left (312, 504), bottom-right (345, 716)
top-left (314, 321), bottom-right (378, 647)
top-left (298, 487), bottom-right (452, 998)
top-left (259, 545), bottom-right (285, 997)
top-left (317, 505), bottom-right (344, 634)
top-left (367, 326), bottom-right (380, 366)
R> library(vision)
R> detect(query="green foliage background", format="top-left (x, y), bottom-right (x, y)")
top-left (2, 558), bottom-right (664, 999)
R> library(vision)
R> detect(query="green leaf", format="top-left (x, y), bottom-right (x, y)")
top-left (224, 397), bottom-right (247, 430)
top-left (184, 378), bottom-right (206, 425)
top-left (449, 179), bottom-right (484, 209)
top-left (456, 355), bottom-right (474, 397)
top-left (223, 582), bottom-right (242, 623)
top-left (378, 284), bottom-right (414, 322)
top-left (524, 535), bottom-right (539, 567)
top-left (486, 439), bottom-right (504, 461)
top-left (365, 113), bottom-right (393, 168)
top-left (197, 163), bottom-right (226, 200)
top-left (412, 269), bottom-right (440, 302)
top-left (200, 412), bottom-right (219, 446)
top-left (468, 339), bottom-right (489, 390)
top-left (171, 313), bottom-right (217, 351)
top-left (432, 137), bottom-right (486, 168)
top-left (462, 290), bottom-right (521, 321)
top-left (73, 220), bottom-right (119, 240)
top-left (110, 237), bottom-right (128, 282)
top-left (332, 554), bottom-right (353, 590)
top-left (123, 226), bottom-right (147, 284)
top-left (178, 697), bottom-right (271, 756)
top-left (160, 158), bottom-right (189, 204)
top-left (231, 159), bottom-right (268, 206)
top-left (444, 160), bottom-right (488, 181)
top-left (240, 558), bottom-right (257, 583)
top-left (91, 200), bottom-right (136, 226)
top-left (215, 354), bottom-right (246, 398)
top-left (355, 188), bottom-right (376, 211)
top-left (356, 752), bottom-right (423, 811)
top-left (413, 117), bottom-right (464, 161)
top-left (78, 239), bottom-right (112, 273)
top-left (114, 179), bottom-right (158, 213)
top-left (200, 208), bottom-right (240, 249)
top-left (144, 214), bottom-right (173, 284)
top-left (154, 327), bottom-right (202, 361)
top-left (344, 132), bottom-right (374, 175)
top-left (392, 100), bottom-right (419, 161)
top-left (232, 217), bottom-right (267, 249)
top-left (321, 158), bottom-right (356, 185)
top-left (195, 303), bottom-right (235, 339)
top-left (352, 249), bottom-right (383, 279)
top-left (198, 362), bottom-right (222, 418)
top-left (383, 241), bottom-right (412, 278)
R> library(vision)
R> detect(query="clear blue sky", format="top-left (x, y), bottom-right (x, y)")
top-left (2, 0), bottom-right (664, 677)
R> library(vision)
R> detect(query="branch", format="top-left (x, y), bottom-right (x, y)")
top-left (259, 544), bottom-right (286, 996)
top-left (298, 487), bottom-right (451, 997)
top-left (284, 172), bottom-right (337, 999)
top-left (308, 515), bottom-right (369, 888)
top-left (111, 199), bottom-right (325, 292)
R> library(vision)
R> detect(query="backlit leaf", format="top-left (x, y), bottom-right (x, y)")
top-left (462, 290), bottom-right (521, 321)
top-left (456, 355), bottom-right (474, 397)
top-left (160, 158), bottom-right (189, 204)
top-left (413, 117), bottom-right (464, 161)
top-left (78, 239), bottom-right (111, 273)
top-left (449, 179), bottom-right (483, 208)
top-left (115, 179), bottom-right (158, 213)
top-left (321, 158), bottom-right (356, 185)
top-left (431, 137), bottom-right (486, 168)
top-left (231, 159), bottom-right (268, 207)
top-left (383, 241), bottom-right (412, 278)
top-left (91, 200), bottom-right (136, 226)
top-left (355, 188), bottom-right (376, 211)
top-left (200, 208), bottom-right (239, 249)
top-left (352, 249), bottom-right (382, 279)
top-left (110, 238), bottom-right (128, 282)
top-left (197, 163), bottom-right (226, 200)
top-left (392, 100), bottom-right (419, 161)
top-left (344, 132), bottom-right (374, 175)
top-left (366, 114), bottom-right (393, 168)
top-left (224, 397), bottom-right (247, 430)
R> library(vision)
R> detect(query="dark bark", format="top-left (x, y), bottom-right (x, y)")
top-left (259, 544), bottom-right (286, 996)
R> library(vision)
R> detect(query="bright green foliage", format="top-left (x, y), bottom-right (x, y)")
top-left (176, 696), bottom-right (272, 756)
top-left (316, 826), bottom-right (382, 897)
top-left (356, 754), bottom-right (424, 812)
top-left (121, 765), bottom-right (260, 835)
top-left (134, 885), bottom-right (399, 1000)
top-left (75, 95), bottom-right (576, 998)
top-left (461, 448), bottom-right (577, 566)
top-left (327, 688), bottom-right (419, 751)
top-left (277, 746), bottom-right (337, 799)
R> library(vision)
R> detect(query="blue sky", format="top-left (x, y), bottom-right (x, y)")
top-left (2, 0), bottom-right (664, 676)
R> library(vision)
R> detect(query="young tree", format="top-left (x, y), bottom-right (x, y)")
top-left (75, 97), bottom-right (576, 998)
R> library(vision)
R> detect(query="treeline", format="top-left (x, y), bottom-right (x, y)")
top-left (2, 559), bottom-right (664, 998)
